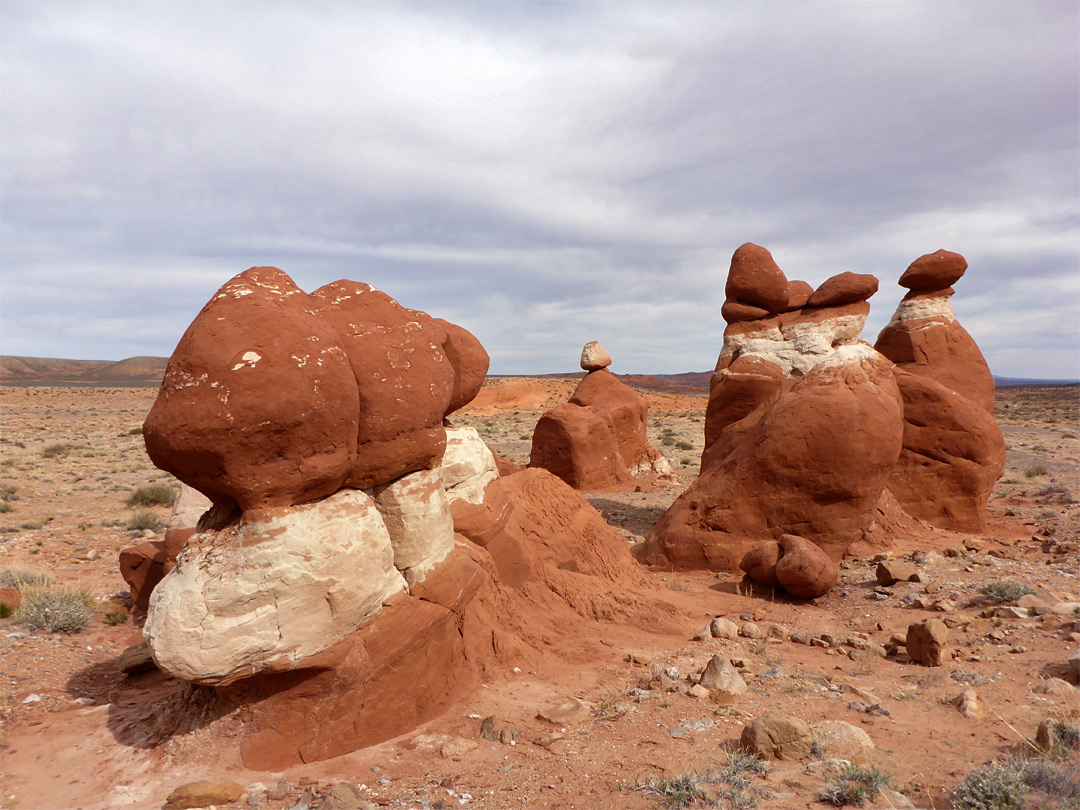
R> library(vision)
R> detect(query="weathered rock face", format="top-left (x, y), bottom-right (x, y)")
top-left (647, 345), bottom-right (904, 569)
top-left (145, 489), bottom-right (407, 685)
top-left (143, 267), bottom-right (360, 512)
top-left (373, 468), bottom-right (455, 589)
top-left (441, 427), bottom-right (499, 506)
top-left (886, 369), bottom-right (1005, 532)
top-left (530, 350), bottom-right (670, 490)
top-left (310, 280), bottom-right (455, 489)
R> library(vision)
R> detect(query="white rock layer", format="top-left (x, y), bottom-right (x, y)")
top-left (144, 488), bottom-right (406, 685)
top-left (441, 427), bottom-right (498, 505)
top-left (373, 468), bottom-right (455, 588)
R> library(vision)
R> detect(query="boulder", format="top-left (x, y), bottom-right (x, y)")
top-left (876, 560), bottom-right (919, 586)
top-left (143, 267), bottom-right (360, 511)
top-left (774, 534), bottom-right (839, 598)
top-left (709, 617), bottom-right (739, 640)
top-left (164, 781), bottom-right (245, 810)
top-left (698, 654), bottom-right (747, 696)
top-left (740, 714), bottom-right (813, 760)
top-left (906, 619), bottom-right (950, 667)
top-left (784, 280), bottom-right (814, 311)
top-left (809, 720), bottom-right (875, 763)
top-left (373, 468), bottom-right (455, 588)
top-left (806, 272), bottom-right (879, 308)
top-left (144, 489), bottom-right (406, 684)
top-left (310, 280), bottom-right (455, 489)
top-left (898, 249), bottom-right (967, 290)
top-left (580, 341), bottom-right (612, 371)
top-left (725, 243), bottom-right (790, 313)
top-left (739, 542), bottom-right (782, 588)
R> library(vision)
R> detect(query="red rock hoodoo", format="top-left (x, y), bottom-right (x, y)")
top-left (642, 245), bottom-right (1004, 576)
top-left (126, 268), bottom-right (678, 767)
top-left (529, 341), bottom-right (672, 490)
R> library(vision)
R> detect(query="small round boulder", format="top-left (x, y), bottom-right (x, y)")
top-left (580, 341), bottom-right (612, 371)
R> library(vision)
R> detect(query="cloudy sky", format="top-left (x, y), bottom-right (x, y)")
top-left (2, 2), bottom-right (1077, 378)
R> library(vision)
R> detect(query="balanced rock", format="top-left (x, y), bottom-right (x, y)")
top-left (875, 251), bottom-right (994, 413)
top-left (898, 249), bottom-right (967, 290)
top-left (740, 713), bottom-right (813, 760)
top-left (806, 272), bottom-right (879, 308)
top-left (721, 300), bottom-right (771, 323)
top-left (530, 355), bottom-right (669, 490)
top-left (725, 243), bottom-right (790, 313)
top-left (143, 267), bottom-right (360, 512)
top-left (580, 340), bottom-right (612, 371)
top-left (906, 618), bottom-right (951, 667)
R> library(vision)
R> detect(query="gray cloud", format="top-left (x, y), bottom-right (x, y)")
top-left (2, 1), bottom-right (1077, 377)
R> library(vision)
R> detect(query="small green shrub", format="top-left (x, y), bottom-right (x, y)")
top-left (19, 520), bottom-right (43, 530)
top-left (952, 762), bottom-right (1028, 810)
top-left (681, 457), bottom-right (694, 466)
top-left (0, 484), bottom-right (18, 501)
top-left (0, 503), bottom-right (12, 514)
top-left (676, 440), bottom-right (694, 451)
top-left (16, 588), bottom-right (95, 633)
top-left (0, 603), bottom-right (11, 618)
top-left (1040, 719), bottom-right (1080, 759)
top-left (979, 581), bottom-right (1036, 603)
top-left (819, 765), bottom-right (891, 807)
top-left (125, 484), bottom-right (176, 508)
top-left (41, 443), bottom-right (77, 459)
top-left (0, 567), bottom-right (53, 589)
top-left (125, 510), bottom-right (165, 532)
top-left (127, 427), bottom-right (143, 436)
top-left (1025, 464), bottom-right (1049, 478)
top-left (104, 611), bottom-right (129, 626)
top-left (635, 774), bottom-right (708, 808)
top-left (662, 436), bottom-right (676, 446)
top-left (1018, 757), bottom-right (1080, 804)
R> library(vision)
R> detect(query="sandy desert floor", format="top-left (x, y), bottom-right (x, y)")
top-left (0, 379), bottom-right (1077, 810)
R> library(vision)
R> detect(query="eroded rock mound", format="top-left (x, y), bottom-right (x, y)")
top-left (127, 268), bottom-right (678, 767)
top-left (529, 342), bottom-right (671, 490)
top-left (644, 244), bottom-right (1003, 572)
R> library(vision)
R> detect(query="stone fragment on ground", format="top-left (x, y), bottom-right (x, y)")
top-left (164, 780), bottom-right (245, 809)
top-left (740, 713), bottom-right (814, 760)
top-left (906, 618), bottom-right (951, 666)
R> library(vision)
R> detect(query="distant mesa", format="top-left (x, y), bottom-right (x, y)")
top-left (120, 268), bottom-right (678, 768)
top-left (529, 341), bottom-right (674, 490)
top-left (641, 244), bottom-right (1004, 581)
top-left (0, 355), bottom-right (167, 385)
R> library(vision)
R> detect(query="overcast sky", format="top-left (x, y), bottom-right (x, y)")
top-left (2, 2), bottom-right (1077, 378)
